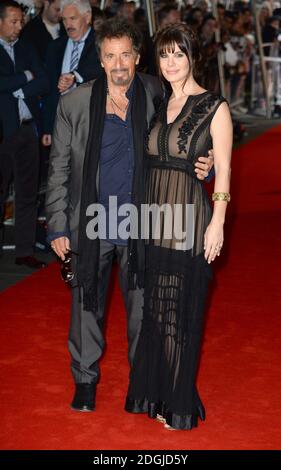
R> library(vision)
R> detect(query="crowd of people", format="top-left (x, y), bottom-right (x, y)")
top-left (17, 0), bottom-right (281, 110)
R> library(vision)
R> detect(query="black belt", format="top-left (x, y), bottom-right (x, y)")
top-left (21, 119), bottom-right (34, 125)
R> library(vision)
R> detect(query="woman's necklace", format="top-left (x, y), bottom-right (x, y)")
top-left (107, 88), bottom-right (129, 114)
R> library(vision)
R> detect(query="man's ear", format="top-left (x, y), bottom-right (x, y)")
top-left (85, 11), bottom-right (91, 25)
top-left (135, 54), bottom-right (140, 65)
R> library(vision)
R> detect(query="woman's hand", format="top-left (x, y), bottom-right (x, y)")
top-left (204, 221), bottom-right (224, 264)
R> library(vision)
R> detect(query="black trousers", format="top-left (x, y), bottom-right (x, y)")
top-left (0, 122), bottom-right (39, 256)
top-left (68, 239), bottom-right (144, 384)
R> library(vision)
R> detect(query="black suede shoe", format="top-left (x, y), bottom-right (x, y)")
top-left (71, 383), bottom-right (96, 412)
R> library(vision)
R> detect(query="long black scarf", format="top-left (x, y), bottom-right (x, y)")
top-left (77, 72), bottom-right (147, 312)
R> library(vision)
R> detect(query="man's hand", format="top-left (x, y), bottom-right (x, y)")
top-left (51, 236), bottom-right (70, 260)
top-left (194, 149), bottom-right (214, 180)
top-left (58, 73), bottom-right (75, 93)
top-left (42, 134), bottom-right (52, 146)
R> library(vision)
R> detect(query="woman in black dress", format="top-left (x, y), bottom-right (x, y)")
top-left (125, 24), bottom-right (233, 430)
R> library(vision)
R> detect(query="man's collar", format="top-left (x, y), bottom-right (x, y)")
top-left (71, 27), bottom-right (91, 45)
top-left (0, 37), bottom-right (18, 47)
top-left (42, 17), bottom-right (60, 30)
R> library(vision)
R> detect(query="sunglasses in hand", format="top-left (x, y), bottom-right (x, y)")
top-left (60, 250), bottom-right (78, 283)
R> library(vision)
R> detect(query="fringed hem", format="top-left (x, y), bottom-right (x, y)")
top-left (125, 396), bottom-right (205, 430)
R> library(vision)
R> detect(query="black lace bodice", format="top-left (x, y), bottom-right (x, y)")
top-left (145, 91), bottom-right (226, 255)
top-left (147, 91), bottom-right (226, 165)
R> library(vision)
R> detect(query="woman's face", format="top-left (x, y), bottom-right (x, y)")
top-left (159, 43), bottom-right (191, 84)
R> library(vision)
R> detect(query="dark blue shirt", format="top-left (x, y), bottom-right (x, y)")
top-left (98, 81), bottom-right (135, 245)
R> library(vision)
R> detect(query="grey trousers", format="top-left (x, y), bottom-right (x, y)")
top-left (68, 239), bottom-right (144, 384)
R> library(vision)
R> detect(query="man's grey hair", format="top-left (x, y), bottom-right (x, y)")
top-left (60, 0), bottom-right (91, 14)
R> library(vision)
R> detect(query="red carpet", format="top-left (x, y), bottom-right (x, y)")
top-left (0, 126), bottom-right (281, 450)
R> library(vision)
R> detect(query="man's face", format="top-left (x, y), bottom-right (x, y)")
top-left (271, 20), bottom-right (279, 30)
top-left (0, 7), bottom-right (23, 43)
top-left (202, 19), bottom-right (217, 37)
top-left (197, 0), bottom-right (208, 12)
top-left (62, 5), bottom-right (91, 41)
top-left (192, 10), bottom-right (203, 25)
top-left (45, 0), bottom-right (62, 25)
top-left (100, 36), bottom-right (139, 87)
top-left (223, 16), bottom-right (233, 31)
top-left (217, 7), bottom-right (225, 21)
top-left (242, 11), bottom-right (252, 24)
top-left (92, 17), bottom-right (104, 32)
top-left (160, 10), bottom-right (181, 29)
top-left (118, 4), bottom-right (136, 24)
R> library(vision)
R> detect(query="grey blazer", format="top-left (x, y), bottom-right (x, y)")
top-left (45, 73), bottom-right (163, 251)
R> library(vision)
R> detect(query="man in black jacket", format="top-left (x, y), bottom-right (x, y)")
top-left (42, 0), bottom-right (102, 147)
top-left (21, 0), bottom-right (65, 63)
top-left (0, 0), bottom-right (49, 268)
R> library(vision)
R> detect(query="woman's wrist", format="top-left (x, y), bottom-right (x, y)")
top-left (210, 215), bottom-right (225, 226)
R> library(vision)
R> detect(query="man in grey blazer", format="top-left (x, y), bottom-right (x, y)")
top-left (45, 19), bottom-right (213, 412)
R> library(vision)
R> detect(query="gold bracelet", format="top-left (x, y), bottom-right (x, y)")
top-left (212, 192), bottom-right (231, 202)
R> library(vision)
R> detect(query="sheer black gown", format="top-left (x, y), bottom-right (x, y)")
top-left (126, 91), bottom-right (227, 430)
